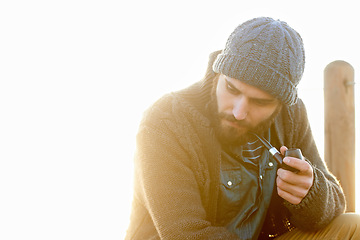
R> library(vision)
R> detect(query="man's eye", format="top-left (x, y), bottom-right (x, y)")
top-left (252, 99), bottom-right (274, 106)
top-left (252, 100), bottom-right (267, 106)
top-left (226, 82), bottom-right (239, 95)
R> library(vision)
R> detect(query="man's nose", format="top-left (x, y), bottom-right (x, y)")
top-left (233, 97), bottom-right (249, 120)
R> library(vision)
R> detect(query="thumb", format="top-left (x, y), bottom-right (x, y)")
top-left (280, 146), bottom-right (288, 156)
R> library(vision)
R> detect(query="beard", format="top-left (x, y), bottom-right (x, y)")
top-left (214, 108), bottom-right (280, 146)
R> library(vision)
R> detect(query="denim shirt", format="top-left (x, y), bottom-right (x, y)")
top-left (216, 139), bottom-right (278, 240)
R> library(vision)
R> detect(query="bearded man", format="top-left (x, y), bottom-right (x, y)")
top-left (125, 17), bottom-right (359, 239)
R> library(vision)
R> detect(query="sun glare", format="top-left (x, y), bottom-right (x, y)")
top-left (2, 1), bottom-right (359, 239)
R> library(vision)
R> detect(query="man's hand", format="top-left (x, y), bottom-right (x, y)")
top-left (276, 146), bottom-right (314, 205)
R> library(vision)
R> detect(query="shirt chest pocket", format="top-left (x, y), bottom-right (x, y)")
top-left (220, 169), bottom-right (242, 193)
top-left (219, 167), bottom-right (259, 208)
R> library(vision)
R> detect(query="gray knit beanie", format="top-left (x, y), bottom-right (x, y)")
top-left (213, 17), bottom-right (305, 105)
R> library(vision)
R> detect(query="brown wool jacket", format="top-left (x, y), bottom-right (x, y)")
top-left (125, 51), bottom-right (346, 239)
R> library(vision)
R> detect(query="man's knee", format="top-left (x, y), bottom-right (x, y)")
top-left (277, 213), bottom-right (360, 239)
top-left (331, 213), bottom-right (360, 226)
top-left (326, 213), bottom-right (360, 239)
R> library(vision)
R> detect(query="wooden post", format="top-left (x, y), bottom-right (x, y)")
top-left (324, 60), bottom-right (355, 212)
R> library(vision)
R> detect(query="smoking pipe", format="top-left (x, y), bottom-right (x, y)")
top-left (252, 133), bottom-right (303, 173)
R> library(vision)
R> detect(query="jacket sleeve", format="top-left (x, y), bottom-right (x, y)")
top-left (126, 105), bottom-right (240, 239)
top-left (283, 100), bottom-right (346, 230)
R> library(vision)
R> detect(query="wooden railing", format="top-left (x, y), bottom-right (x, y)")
top-left (324, 61), bottom-right (355, 212)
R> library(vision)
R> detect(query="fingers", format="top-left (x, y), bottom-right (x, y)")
top-left (276, 159), bottom-right (314, 205)
top-left (276, 173), bottom-right (310, 196)
top-left (283, 157), bottom-right (311, 174)
top-left (277, 173), bottom-right (311, 205)
top-left (277, 186), bottom-right (303, 205)
top-left (277, 168), bottom-right (312, 187)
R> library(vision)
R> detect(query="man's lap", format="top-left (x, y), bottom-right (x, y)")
top-left (276, 213), bottom-right (360, 240)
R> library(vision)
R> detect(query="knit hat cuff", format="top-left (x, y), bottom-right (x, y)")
top-left (213, 53), bottom-right (298, 105)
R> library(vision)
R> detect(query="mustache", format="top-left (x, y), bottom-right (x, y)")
top-left (218, 113), bottom-right (252, 128)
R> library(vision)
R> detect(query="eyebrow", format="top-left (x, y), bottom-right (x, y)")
top-left (225, 78), bottom-right (277, 103)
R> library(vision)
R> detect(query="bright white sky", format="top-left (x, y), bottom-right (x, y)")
top-left (1, 0), bottom-right (359, 239)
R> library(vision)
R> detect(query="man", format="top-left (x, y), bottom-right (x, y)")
top-left (125, 17), bottom-right (359, 239)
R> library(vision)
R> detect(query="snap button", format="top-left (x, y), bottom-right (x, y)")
top-left (227, 180), bottom-right (233, 186)
top-left (269, 162), bottom-right (274, 167)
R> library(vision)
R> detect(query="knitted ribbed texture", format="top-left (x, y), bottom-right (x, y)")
top-left (213, 17), bottom-right (305, 106)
